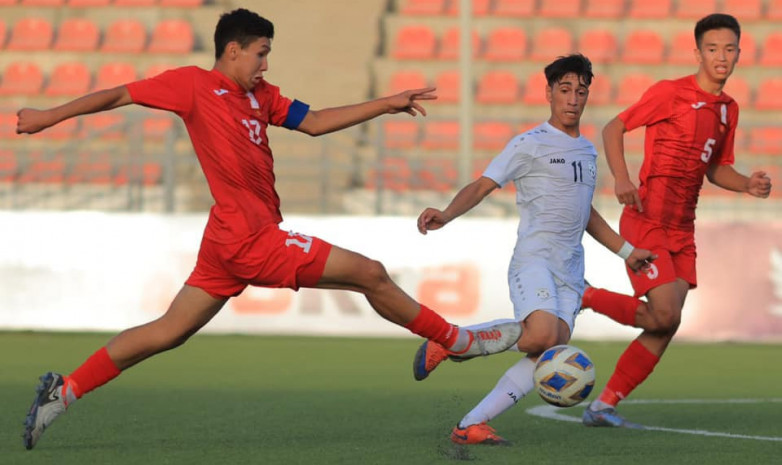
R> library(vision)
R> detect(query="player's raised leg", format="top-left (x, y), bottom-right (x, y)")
top-left (23, 286), bottom-right (227, 449)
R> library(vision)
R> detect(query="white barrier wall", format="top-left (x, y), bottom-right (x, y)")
top-left (1, 212), bottom-right (780, 341)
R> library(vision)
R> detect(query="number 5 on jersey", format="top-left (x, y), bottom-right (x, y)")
top-left (242, 118), bottom-right (262, 145)
top-left (700, 138), bottom-right (716, 163)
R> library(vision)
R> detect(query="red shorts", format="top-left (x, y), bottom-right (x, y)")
top-left (186, 224), bottom-right (332, 299)
top-left (619, 213), bottom-right (697, 298)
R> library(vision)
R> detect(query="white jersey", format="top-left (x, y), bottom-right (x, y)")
top-left (483, 122), bottom-right (597, 294)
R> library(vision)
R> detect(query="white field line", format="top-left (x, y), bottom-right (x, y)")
top-left (525, 399), bottom-right (782, 442)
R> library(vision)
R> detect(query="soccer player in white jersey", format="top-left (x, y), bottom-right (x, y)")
top-left (412, 54), bottom-right (656, 445)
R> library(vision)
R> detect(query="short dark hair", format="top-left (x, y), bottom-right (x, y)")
top-left (694, 13), bottom-right (740, 48)
top-left (214, 8), bottom-right (275, 59)
top-left (544, 54), bottom-right (594, 88)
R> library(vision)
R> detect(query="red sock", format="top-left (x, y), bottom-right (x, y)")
top-left (598, 340), bottom-right (660, 406)
top-left (404, 305), bottom-right (460, 348)
top-left (585, 288), bottom-right (641, 327)
top-left (66, 347), bottom-right (122, 398)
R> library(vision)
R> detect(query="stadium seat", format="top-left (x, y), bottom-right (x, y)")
top-left (382, 120), bottom-right (420, 149)
top-left (0, 62), bottom-right (43, 96)
top-left (416, 158), bottom-right (457, 191)
top-left (93, 62), bottom-right (137, 91)
top-left (437, 27), bottom-right (480, 60)
top-left (148, 19), bottom-right (195, 54)
top-left (0, 111), bottom-right (20, 139)
top-left (492, 0), bottom-right (536, 17)
top-left (391, 25), bottom-right (436, 60)
top-left (674, 0), bottom-right (717, 19)
top-left (399, 0), bottom-right (446, 15)
top-left (115, 162), bottom-right (162, 186)
top-left (34, 118), bottom-right (78, 140)
top-left (578, 29), bottom-right (618, 64)
top-left (583, 0), bottom-right (625, 18)
top-left (621, 30), bottom-right (664, 64)
top-left (67, 152), bottom-right (113, 184)
top-left (0, 20), bottom-right (6, 49)
top-left (18, 152), bottom-right (66, 184)
top-left (21, 0), bottom-right (63, 5)
top-left (473, 121), bottom-right (513, 150)
top-left (101, 19), bottom-right (147, 54)
top-left (366, 157), bottom-right (412, 191)
top-left (446, 0), bottom-right (491, 16)
top-left (0, 0), bottom-right (15, 6)
top-left (759, 32), bottom-right (782, 67)
top-left (142, 112), bottom-right (175, 141)
top-left (158, 0), bottom-right (203, 6)
top-left (538, 0), bottom-right (581, 18)
top-left (66, 0), bottom-right (111, 6)
top-left (0, 150), bottom-right (17, 181)
top-left (766, 0), bottom-right (782, 20)
top-left (722, 76), bottom-right (751, 108)
top-left (81, 113), bottom-right (126, 140)
top-left (615, 73), bottom-right (655, 106)
top-left (721, 0), bottom-right (762, 21)
top-left (587, 75), bottom-right (612, 106)
top-left (143, 63), bottom-right (177, 79)
top-left (748, 127), bottom-right (782, 155)
top-left (422, 120), bottom-right (460, 150)
top-left (623, 128), bottom-right (646, 153)
top-left (529, 27), bottom-right (573, 62)
top-left (433, 70), bottom-right (460, 103)
top-left (627, 0), bottom-right (671, 18)
top-left (754, 78), bottom-right (782, 110)
top-left (475, 71), bottom-right (520, 104)
top-left (6, 18), bottom-right (53, 51)
top-left (667, 30), bottom-right (697, 65)
top-left (482, 26), bottom-right (527, 61)
top-left (522, 72), bottom-right (549, 105)
top-left (53, 18), bottom-right (100, 52)
top-left (738, 31), bottom-right (757, 65)
top-left (387, 70), bottom-right (427, 96)
top-left (114, 0), bottom-right (156, 5)
top-left (45, 62), bottom-right (91, 97)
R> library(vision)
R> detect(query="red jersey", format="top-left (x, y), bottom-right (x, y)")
top-left (126, 66), bottom-right (309, 243)
top-left (619, 75), bottom-right (738, 231)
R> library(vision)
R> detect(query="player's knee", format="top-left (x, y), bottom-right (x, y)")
top-left (521, 331), bottom-right (560, 355)
top-left (647, 307), bottom-right (681, 333)
top-left (362, 258), bottom-right (392, 289)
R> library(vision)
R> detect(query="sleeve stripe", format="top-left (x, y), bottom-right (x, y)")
top-left (282, 99), bottom-right (309, 129)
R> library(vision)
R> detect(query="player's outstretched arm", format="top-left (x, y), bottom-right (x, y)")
top-left (603, 117), bottom-right (642, 212)
top-left (586, 206), bottom-right (656, 273)
top-left (706, 164), bottom-right (772, 198)
top-left (417, 176), bottom-right (498, 235)
top-left (17, 86), bottom-right (133, 135)
top-left (296, 87), bottom-right (436, 136)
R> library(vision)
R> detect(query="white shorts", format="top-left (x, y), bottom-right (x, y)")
top-left (507, 264), bottom-right (581, 333)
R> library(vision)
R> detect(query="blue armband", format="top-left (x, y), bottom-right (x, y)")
top-left (282, 99), bottom-right (310, 129)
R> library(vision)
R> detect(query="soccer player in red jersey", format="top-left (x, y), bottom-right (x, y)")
top-left (16, 9), bottom-right (521, 449)
top-left (581, 13), bottom-right (772, 428)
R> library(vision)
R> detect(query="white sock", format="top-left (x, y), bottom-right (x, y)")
top-left (458, 357), bottom-right (536, 428)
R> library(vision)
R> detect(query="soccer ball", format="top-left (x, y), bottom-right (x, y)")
top-left (533, 344), bottom-right (595, 408)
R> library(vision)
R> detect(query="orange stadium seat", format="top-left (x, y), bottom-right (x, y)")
top-left (738, 31), bottom-right (757, 65)
top-left (143, 63), bottom-right (177, 79)
top-left (33, 118), bottom-right (78, 140)
top-left (615, 73), bottom-right (655, 106)
top-left (67, 152), bottom-right (113, 184)
top-left (7, 18), bottom-right (53, 51)
top-left (522, 72), bottom-right (549, 105)
top-left (45, 62), bottom-right (91, 97)
top-left (583, 0), bottom-right (625, 18)
top-left (437, 27), bottom-right (480, 60)
top-left (721, 0), bottom-right (762, 21)
top-left (446, 0), bottom-right (491, 16)
top-left (476, 71), bottom-right (520, 104)
top-left (668, 30), bottom-right (697, 65)
top-left (482, 26), bottom-right (527, 61)
top-left (766, 0), bottom-right (782, 20)
top-left (142, 112), bottom-right (174, 141)
top-left (158, 0), bottom-right (203, 6)
top-left (53, 18), bottom-right (100, 52)
top-left (433, 70), bottom-right (460, 103)
top-left (148, 19), bottom-right (194, 54)
top-left (0, 62), bottom-right (43, 96)
top-left (0, 150), bottom-right (17, 181)
top-left (579, 29), bottom-right (618, 64)
top-left (18, 152), bottom-right (66, 184)
top-left (627, 0), bottom-right (670, 18)
top-left (674, 0), bottom-right (717, 19)
top-left (67, 0), bottom-right (111, 6)
top-left (0, 111), bottom-right (18, 139)
top-left (473, 121), bottom-right (513, 150)
top-left (21, 0), bottom-right (64, 5)
top-left (754, 78), bottom-right (782, 110)
top-left (417, 158), bottom-right (457, 191)
top-left (623, 128), bottom-right (646, 153)
top-left (115, 162), bottom-right (162, 186)
top-left (94, 63), bottom-right (137, 91)
top-left (387, 70), bottom-right (428, 95)
top-left (391, 25), bottom-right (437, 60)
top-left (529, 27), bottom-right (573, 62)
top-left (748, 127), bottom-right (782, 155)
top-left (366, 157), bottom-right (412, 191)
top-left (587, 75), bottom-right (612, 106)
top-left (492, 0), bottom-right (536, 17)
top-left (538, 0), bottom-right (581, 18)
top-left (382, 120), bottom-right (420, 149)
top-left (399, 0), bottom-right (446, 15)
top-left (114, 0), bottom-right (156, 5)
top-left (422, 120), bottom-right (460, 150)
top-left (101, 19), bottom-right (147, 54)
top-left (759, 32), bottom-right (782, 67)
top-left (0, 0), bottom-right (15, 6)
top-left (0, 20), bottom-right (6, 49)
top-left (722, 76), bottom-right (751, 108)
top-left (81, 113), bottom-right (126, 140)
top-left (622, 30), bottom-right (664, 64)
